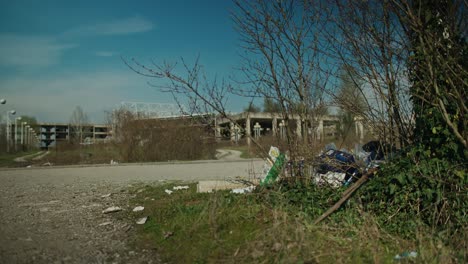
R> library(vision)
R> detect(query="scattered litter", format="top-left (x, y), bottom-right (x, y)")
top-left (98, 221), bottom-right (112, 226)
top-left (268, 146), bottom-right (280, 162)
top-left (261, 146), bottom-right (285, 186)
top-left (314, 172), bottom-right (346, 188)
top-left (325, 142), bottom-right (337, 151)
top-left (110, 159), bottom-right (119, 165)
top-left (173, 185), bottom-right (189, 190)
top-left (102, 206), bottom-right (122, 214)
top-left (132, 206), bottom-right (144, 212)
top-left (394, 251), bottom-right (418, 260)
top-left (136, 217), bottom-right (148, 225)
top-left (42, 162), bottom-right (53, 166)
top-left (26, 165), bottom-right (32, 168)
top-left (163, 231), bottom-right (174, 239)
top-left (101, 193), bottom-right (111, 198)
top-left (314, 148), bottom-right (360, 187)
top-left (165, 189), bottom-right (173, 195)
top-left (231, 185), bottom-right (256, 194)
top-left (197, 180), bottom-right (252, 193)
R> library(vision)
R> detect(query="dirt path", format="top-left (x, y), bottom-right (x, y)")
top-left (215, 149), bottom-right (243, 161)
top-left (0, 160), bottom-right (263, 263)
top-left (13, 151), bottom-right (44, 162)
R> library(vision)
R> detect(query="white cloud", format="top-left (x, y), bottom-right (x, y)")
top-left (0, 34), bottom-right (76, 67)
top-left (96, 51), bottom-right (116, 57)
top-left (64, 16), bottom-right (154, 37)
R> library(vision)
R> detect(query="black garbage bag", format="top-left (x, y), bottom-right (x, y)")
top-left (316, 149), bottom-right (361, 184)
top-left (362, 140), bottom-right (396, 161)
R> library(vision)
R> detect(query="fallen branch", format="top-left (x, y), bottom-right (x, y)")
top-left (313, 168), bottom-right (378, 225)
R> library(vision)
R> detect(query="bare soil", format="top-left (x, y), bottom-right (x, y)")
top-left (0, 160), bottom-right (263, 263)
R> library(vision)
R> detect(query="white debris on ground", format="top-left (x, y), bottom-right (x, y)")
top-left (102, 206), bottom-right (122, 214)
top-left (231, 185), bottom-right (256, 194)
top-left (173, 186), bottom-right (189, 190)
top-left (101, 193), bottom-right (111, 198)
top-left (136, 217), bottom-right (148, 225)
top-left (312, 172), bottom-right (346, 188)
top-left (98, 222), bottom-right (112, 226)
top-left (110, 160), bottom-right (119, 165)
top-left (132, 206), bottom-right (144, 212)
top-left (197, 180), bottom-right (253, 193)
top-left (165, 189), bottom-right (173, 195)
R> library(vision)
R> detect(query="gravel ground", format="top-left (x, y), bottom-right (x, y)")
top-left (0, 160), bottom-right (263, 263)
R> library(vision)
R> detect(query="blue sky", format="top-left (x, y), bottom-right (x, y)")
top-left (0, 0), bottom-right (242, 123)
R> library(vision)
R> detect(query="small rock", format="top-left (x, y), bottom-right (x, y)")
top-left (251, 249), bottom-right (264, 259)
top-left (136, 217), bottom-right (148, 225)
top-left (132, 206), bottom-right (144, 212)
top-left (272, 242), bottom-right (282, 252)
top-left (163, 231), bottom-right (173, 239)
top-left (98, 221), bottom-right (112, 226)
top-left (136, 216), bottom-right (148, 225)
top-left (286, 242), bottom-right (297, 250)
top-left (102, 206), bottom-right (122, 214)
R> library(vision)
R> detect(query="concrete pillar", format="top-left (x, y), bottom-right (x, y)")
top-left (230, 122), bottom-right (235, 141)
top-left (355, 121), bottom-right (359, 138)
top-left (279, 120), bottom-right (286, 140)
top-left (317, 120), bottom-right (324, 141)
top-left (253, 122), bottom-right (263, 139)
top-left (230, 122), bottom-right (241, 143)
top-left (356, 120), bottom-right (364, 143)
top-left (215, 126), bottom-right (221, 142)
top-left (296, 119), bottom-right (302, 139)
top-left (246, 116), bottom-right (251, 146)
top-left (272, 117), bottom-right (278, 136)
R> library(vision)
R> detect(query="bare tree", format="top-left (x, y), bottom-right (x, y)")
top-left (232, 0), bottom-right (332, 149)
top-left (70, 106), bottom-right (89, 144)
top-left (322, 0), bottom-right (414, 148)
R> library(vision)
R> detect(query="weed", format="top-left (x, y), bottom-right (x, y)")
top-left (128, 182), bottom-right (464, 263)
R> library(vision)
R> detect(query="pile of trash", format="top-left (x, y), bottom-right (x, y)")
top-left (258, 141), bottom-right (393, 188)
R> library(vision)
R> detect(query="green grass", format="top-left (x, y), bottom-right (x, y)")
top-left (127, 183), bottom-right (463, 263)
top-left (0, 150), bottom-right (40, 167)
top-left (43, 145), bottom-right (120, 165)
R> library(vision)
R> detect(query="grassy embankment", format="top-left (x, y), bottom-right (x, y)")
top-left (127, 182), bottom-right (464, 263)
top-left (0, 150), bottom-right (42, 167)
